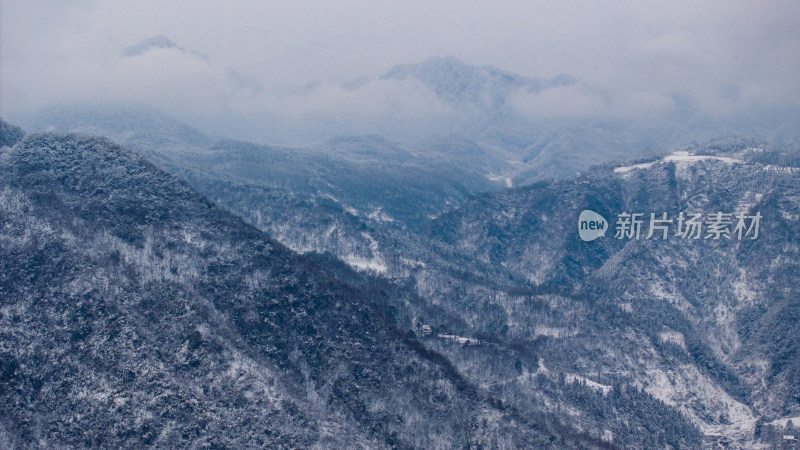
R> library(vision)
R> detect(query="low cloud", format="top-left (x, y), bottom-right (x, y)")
top-left (509, 83), bottom-right (675, 120)
top-left (2, 0), bottom-right (798, 139)
top-left (270, 78), bottom-right (455, 120)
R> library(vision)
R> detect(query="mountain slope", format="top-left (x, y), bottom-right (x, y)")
top-left (0, 119), bottom-right (24, 148)
top-left (0, 127), bottom-right (599, 448)
top-left (425, 137), bottom-right (800, 446)
top-left (160, 128), bottom-right (708, 447)
top-left (179, 136), bottom-right (506, 230)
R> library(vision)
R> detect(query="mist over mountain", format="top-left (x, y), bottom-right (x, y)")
top-left (380, 56), bottom-right (578, 111)
top-left (18, 103), bottom-right (213, 150)
top-left (12, 39), bottom-right (799, 182)
top-left (4, 2), bottom-right (797, 150)
top-left (2, 3), bottom-right (798, 447)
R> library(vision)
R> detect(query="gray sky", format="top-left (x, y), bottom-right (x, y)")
top-left (2, 0), bottom-right (799, 125)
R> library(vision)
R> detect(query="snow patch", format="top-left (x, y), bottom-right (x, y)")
top-left (658, 329), bottom-right (687, 350)
top-left (366, 207), bottom-right (394, 223)
top-left (732, 268), bottom-right (758, 306)
top-left (770, 416), bottom-right (800, 428)
top-left (323, 224), bottom-right (337, 239)
top-left (649, 280), bottom-right (693, 313)
top-left (565, 374), bottom-right (612, 395)
top-left (613, 161), bottom-right (655, 173)
top-left (487, 173), bottom-right (513, 188)
top-left (735, 191), bottom-right (764, 215)
top-left (400, 257), bottom-right (427, 268)
top-left (781, 210), bottom-right (800, 221)
top-left (614, 151), bottom-right (743, 174)
top-left (343, 256), bottom-right (388, 274)
top-left (641, 364), bottom-right (754, 437)
top-left (663, 151), bottom-right (742, 165)
top-left (763, 165), bottom-right (800, 174)
top-left (437, 334), bottom-right (479, 345)
top-left (320, 193), bottom-right (339, 203)
top-left (536, 358), bottom-right (550, 375)
top-left (534, 326), bottom-right (576, 339)
top-left (341, 232), bottom-right (387, 274)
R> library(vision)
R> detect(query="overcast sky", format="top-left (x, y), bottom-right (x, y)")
top-left (2, 1), bottom-right (798, 126)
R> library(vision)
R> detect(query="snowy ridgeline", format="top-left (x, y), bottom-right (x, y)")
top-left (614, 151), bottom-right (745, 173)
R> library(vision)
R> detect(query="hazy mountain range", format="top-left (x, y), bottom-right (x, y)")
top-left (1, 36), bottom-right (798, 449)
top-left (12, 36), bottom-right (800, 174)
top-left (2, 99), bottom-right (798, 448)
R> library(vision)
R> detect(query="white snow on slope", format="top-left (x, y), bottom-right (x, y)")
top-left (437, 334), bottom-right (480, 345)
top-left (663, 151), bottom-right (743, 164)
top-left (763, 164), bottom-right (800, 174)
top-left (614, 151), bottom-right (743, 173)
top-left (343, 256), bottom-right (388, 274)
top-left (367, 207), bottom-right (395, 223)
top-left (735, 191), bottom-right (764, 215)
top-left (565, 374), bottom-right (612, 395)
top-left (613, 161), bottom-right (655, 173)
top-left (642, 363), bottom-right (754, 437)
top-left (342, 232), bottom-right (387, 274)
top-left (770, 416), bottom-right (800, 428)
top-left (534, 326), bottom-right (577, 339)
top-left (650, 280), bottom-right (694, 314)
top-left (487, 173), bottom-right (513, 188)
top-left (658, 329), bottom-right (687, 350)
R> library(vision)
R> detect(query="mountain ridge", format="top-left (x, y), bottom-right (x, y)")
top-left (0, 123), bottom-right (599, 448)
top-left (421, 138), bottom-right (800, 445)
top-left (380, 56), bottom-right (577, 110)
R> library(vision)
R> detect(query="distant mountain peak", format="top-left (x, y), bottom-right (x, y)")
top-left (549, 73), bottom-right (578, 87)
top-left (124, 35), bottom-right (179, 56)
top-left (396, 55), bottom-right (476, 73)
top-left (380, 56), bottom-right (577, 109)
top-left (123, 35), bottom-right (211, 61)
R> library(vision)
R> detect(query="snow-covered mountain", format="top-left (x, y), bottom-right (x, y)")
top-left (3, 99), bottom-right (798, 447)
top-left (4, 42), bottom-right (799, 447)
top-left (0, 120), bottom-right (598, 448)
top-left (380, 56), bottom-right (577, 111)
top-left (170, 129), bottom-right (800, 447)
top-left (123, 35), bottom-right (184, 57)
top-left (17, 42), bottom-right (800, 183)
top-left (424, 137), bottom-right (800, 447)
